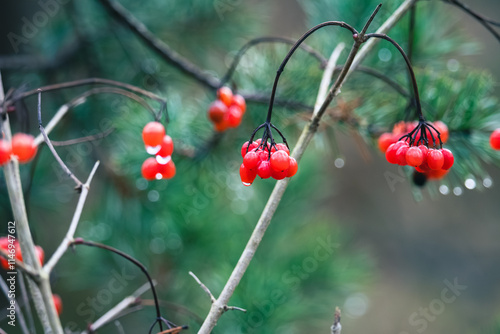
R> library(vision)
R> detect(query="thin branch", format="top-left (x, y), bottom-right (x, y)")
top-left (189, 271), bottom-right (216, 303)
top-left (0, 249), bottom-right (40, 280)
top-left (83, 281), bottom-right (151, 333)
top-left (51, 128), bottom-right (115, 146)
top-left (43, 161), bottom-right (100, 273)
top-left (220, 36), bottom-right (327, 85)
top-left (198, 1), bottom-right (417, 332)
top-left (0, 278), bottom-right (30, 334)
top-left (18, 272), bottom-right (37, 334)
top-left (37, 91), bottom-right (84, 188)
top-left (97, 0), bottom-right (219, 89)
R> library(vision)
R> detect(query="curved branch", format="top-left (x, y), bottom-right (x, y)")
top-left (220, 36), bottom-right (327, 85)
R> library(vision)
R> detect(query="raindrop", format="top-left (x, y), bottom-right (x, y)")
top-left (439, 185), bottom-right (449, 195)
top-left (156, 155), bottom-right (171, 165)
top-left (453, 187), bottom-right (463, 196)
top-left (483, 177), bottom-right (493, 188)
top-left (146, 145), bottom-right (161, 155)
top-left (464, 178), bottom-right (476, 190)
top-left (334, 158), bottom-right (345, 168)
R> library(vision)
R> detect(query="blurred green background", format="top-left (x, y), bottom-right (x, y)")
top-left (1, 0), bottom-right (500, 333)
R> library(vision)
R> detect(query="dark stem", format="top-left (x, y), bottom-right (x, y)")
top-left (220, 36), bottom-right (327, 86)
top-left (98, 0), bottom-right (219, 89)
top-left (265, 21), bottom-right (358, 123)
top-left (444, 0), bottom-right (500, 42)
top-left (51, 128), bottom-right (115, 146)
top-left (72, 239), bottom-right (166, 332)
top-left (366, 33), bottom-right (423, 120)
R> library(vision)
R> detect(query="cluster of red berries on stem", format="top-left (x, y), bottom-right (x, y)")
top-left (0, 133), bottom-right (38, 166)
top-left (141, 122), bottom-right (176, 181)
top-left (208, 86), bottom-right (246, 132)
top-left (382, 119), bottom-right (454, 181)
top-left (240, 122), bottom-right (297, 186)
top-left (490, 129), bottom-right (500, 150)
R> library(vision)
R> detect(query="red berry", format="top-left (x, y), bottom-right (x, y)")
top-left (158, 160), bottom-right (176, 179)
top-left (217, 86), bottom-right (233, 107)
top-left (255, 138), bottom-right (270, 151)
top-left (396, 145), bottom-right (409, 166)
top-left (257, 149), bottom-right (269, 163)
top-left (208, 100), bottom-right (227, 123)
top-left (141, 157), bottom-right (160, 180)
top-left (35, 246), bottom-right (45, 266)
top-left (231, 94), bottom-right (246, 114)
top-left (427, 149), bottom-right (444, 170)
top-left (142, 122), bottom-right (165, 149)
top-left (271, 168), bottom-right (288, 180)
top-left (257, 160), bottom-right (272, 179)
top-left (433, 121), bottom-right (449, 144)
top-left (241, 141), bottom-right (258, 158)
top-left (441, 148), bottom-right (454, 170)
top-left (270, 150), bottom-right (290, 171)
top-left (156, 135), bottom-right (174, 158)
top-left (417, 145), bottom-right (428, 159)
top-left (287, 157), bottom-right (298, 177)
top-left (275, 143), bottom-right (290, 155)
top-left (490, 129), bottom-right (500, 150)
top-left (405, 147), bottom-right (424, 167)
top-left (52, 294), bottom-right (63, 315)
top-left (240, 163), bottom-right (257, 186)
top-left (385, 141), bottom-right (406, 164)
top-left (0, 139), bottom-right (12, 166)
top-left (392, 121), bottom-right (407, 134)
top-left (378, 133), bottom-right (396, 152)
top-left (214, 114), bottom-right (230, 132)
top-left (243, 151), bottom-right (260, 170)
top-left (227, 106), bottom-right (243, 128)
top-left (12, 133), bottom-right (37, 163)
top-left (0, 237), bottom-right (12, 269)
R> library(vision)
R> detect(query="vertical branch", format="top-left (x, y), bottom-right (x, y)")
top-left (197, 1), bottom-right (418, 332)
top-left (0, 73), bottom-right (63, 334)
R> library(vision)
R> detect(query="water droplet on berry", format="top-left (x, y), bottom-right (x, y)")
top-left (242, 182), bottom-right (251, 187)
top-left (155, 173), bottom-right (163, 180)
top-left (464, 178), bottom-right (476, 190)
top-left (146, 145), bottom-right (161, 155)
top-left (453, 187), bottom-right (463, 196)
top-left (334, 158), bottom-right (345, 168)
top-left (156, 155), bottom-right (171, 165)
top-left (148, 190), bottom-right (160, 202)
top-left (483, 177), bottom-right (493, 188)
top-left (439, 185), bottom-right (449, 195)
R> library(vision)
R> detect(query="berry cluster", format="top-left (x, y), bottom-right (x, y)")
top-left (0, 133), bottom-right (38, 167)
top-left (240, 139), bottom-right (298, 186)
top-left (0, 236), bottom-right (44, 270)
top-left (490, 129), bottom-right (500, 150)
top-left (208, 86), bottom-right (246, 132)
top-left (141, 122), bottom-right (176, 181)
top-left (381, 120), bottom-right (454, 180)
top-left (378, 120), bottom-right (449, 152)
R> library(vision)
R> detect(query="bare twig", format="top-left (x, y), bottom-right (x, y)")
top-left (0, 278), bottom-right (30, 334)
top-left (189, 272), bottom-right (216, 303)
top-left (37, 91), bottom-right (85, 188)
top-left (1, 72), bottom-right (64, 334)
top-left (83, 282), bottom-right (152, 333)
top-left (43, 161), bottom-right (100, 273)
top-left (0, 248), bottom-right (39, 280)
top-left (51, 128), bottom-right (115, 146)
top-left (331, 307), bottom-right (342, 334)
top-left (197, 2), bottom-right (417, 332)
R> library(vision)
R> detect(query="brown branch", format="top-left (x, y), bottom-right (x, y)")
top-left (51, 127), bottom-right (115, 146)
top-left (97, 0), bottom-right (219, 89)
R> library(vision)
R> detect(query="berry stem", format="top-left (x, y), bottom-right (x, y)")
top-left (366, 33), bottom-right (424, 121)
top-left (72, 239), bottom-right (168, 332)
top-left (220, 36), bottom-right (328, 86)
top-left (265, 21), bottom-right (358, 123)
